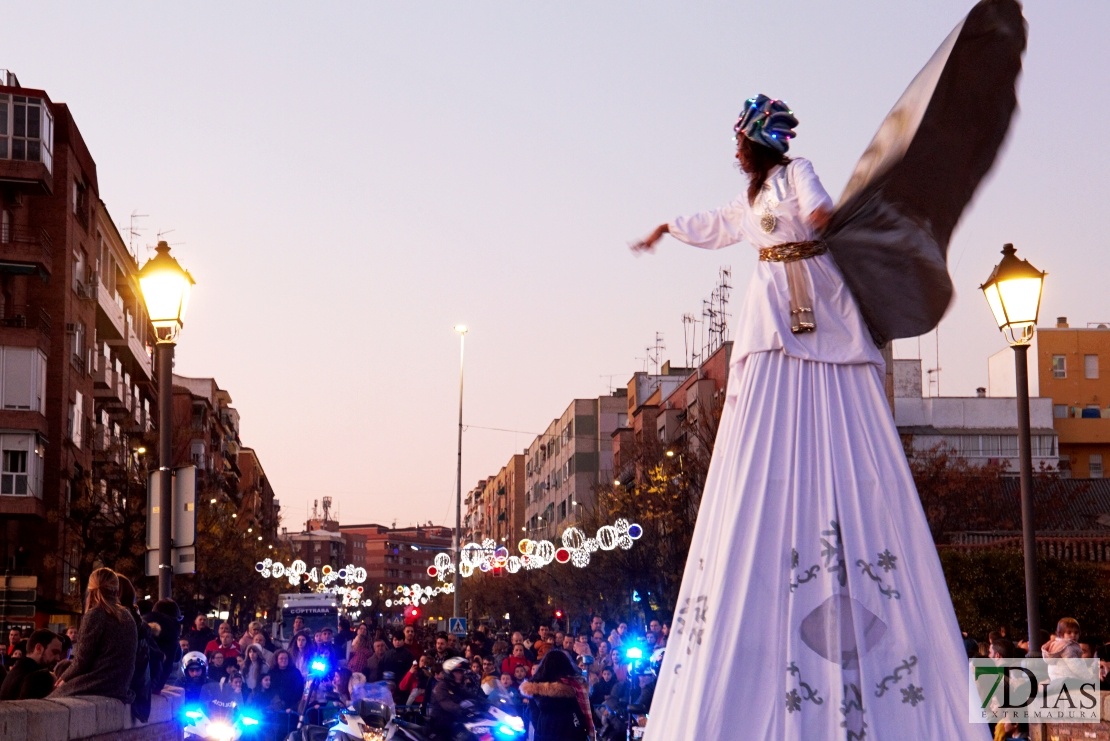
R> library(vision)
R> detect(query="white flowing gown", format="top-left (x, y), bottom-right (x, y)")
top-left (644, 159), bottom-right (986, 740)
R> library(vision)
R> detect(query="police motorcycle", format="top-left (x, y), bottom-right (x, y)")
top-left (183, 703), bottom-right (265, 741)
top-left (385, 702), bottom-right (525, 741)
top-left (177, 651), bottom-right (260, 741)
top-left (598, 645), bottom-right (662, 741)
top-left (285, 656), bottom-right (345, 741)
top-left (386, 656), bottom-right (525, 741)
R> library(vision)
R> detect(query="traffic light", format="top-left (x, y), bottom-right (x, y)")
top-left (405, 606), bottom-right (421, 625)
top-left (554, 608), bottom-right (564, 620)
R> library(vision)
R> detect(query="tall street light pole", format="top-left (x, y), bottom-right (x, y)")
top-left (138, 241), bottom-right (195, 601)
top-left (981, 242), bottom-right (1046, 656)
top-left (453, 324), bottom-right (467, 621)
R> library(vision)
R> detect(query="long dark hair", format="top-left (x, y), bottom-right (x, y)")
top-left (740, 136), bottom-right (791, 206)
top-left (532, 649), bottom-right (578, 682)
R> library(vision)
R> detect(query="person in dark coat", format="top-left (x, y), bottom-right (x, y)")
top-left (520, 650), bottom-right (595, 741)
top-left (143, 598), bottom-right (182, 692)
top-left (0, 629), bottom-right (63, 700)
top-left (186, 614), bottom-right (216, 654)
top-left (50, 568), bottom-right (138, 702)
top-left (119, 576), bottom-right (159, 722)
top-left (268, 649), bottom-right (306, 711)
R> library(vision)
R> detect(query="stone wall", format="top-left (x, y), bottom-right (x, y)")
top-left (0, 692), bottom-right (182, 741)
top-left (1029, 691), bottom-right (1110, 741)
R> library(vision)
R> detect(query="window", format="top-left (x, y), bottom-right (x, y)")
top-left (1, 448), bottom-right (28, 495)
top-left (1053, 404), bottom-right (1069, 419)
top-left (71, 180), bottom-right (89, 229)
top-left (0, 94), bottom-right (54, 171)
top-left (68, 391), bottom-right (84, 448)
top-left (1052, 355), bottom-right (1066, 379)
top-left (1, 346), bottom-right (47, 412)
top-left (71, 321), bottom-right (85, 369)
top-left (1085, 354), bottom-right (1099, 379)
top-left (187, 440), bottom-right (205, 468)
top-left (1091, 454), bottom-right (1104, 479)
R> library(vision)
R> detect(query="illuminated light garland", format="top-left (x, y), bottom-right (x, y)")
top-left (429, 519), bottom-right (642, 583)
top-left (254, 559), bottom-right (374, 610)
top-left (386, 582), bottom-right (455, 608)
top-left (255, 559), bottom-right (368, 588)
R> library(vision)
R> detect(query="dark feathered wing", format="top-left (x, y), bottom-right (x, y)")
top-left (825, 0), bottom-right (1027, 345)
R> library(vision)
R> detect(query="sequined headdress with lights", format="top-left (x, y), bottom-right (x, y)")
top-left (734, 95), bottom-right (798, 153)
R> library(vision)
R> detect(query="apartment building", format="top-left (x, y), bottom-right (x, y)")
top-left (339, 523), bottom-right (452, 610)
top-left (523, 393), bottom-right (626, 540)
top-left (0, 71), bottom-right (161, 623)
top-left (988, 317), bottom-right (1110, 477)
top-left (614, 343), bottom-right (733, 485)
top-left (462, 454), bottom-right (526, 546)
top-left (895, 358), bottom-right (1058, 470)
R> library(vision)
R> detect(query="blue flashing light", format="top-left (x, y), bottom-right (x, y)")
top-left (495, 724), bottom-right (522, 738)
top-left (310, 659), bottom-right (329, 675)
top-left (184, 709), bottom-right (204, 720)
top-left (625, 646), bottom-right (644, 660)
top-left (240, 715), bottom-right (260, 726)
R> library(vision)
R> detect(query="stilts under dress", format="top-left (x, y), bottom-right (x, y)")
top-left (644, 159), bottom-right (986, 740)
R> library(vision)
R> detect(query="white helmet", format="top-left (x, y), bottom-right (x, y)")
top-left (442, 657), bottom-right (468, 673)
top-left (182, 651), bottom-right (207, 673)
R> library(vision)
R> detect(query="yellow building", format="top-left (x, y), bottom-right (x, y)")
top-left (1037, 318), bottom-right (1110, 477)
top-left (990, 317), bottom-right (1110, 477)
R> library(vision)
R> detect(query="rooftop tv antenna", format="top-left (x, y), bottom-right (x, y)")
top-left (322, 496), bottom-right (332, 521)
top-left (126, 211), bottom-right (148, 259)
top-left (599, 374), bottom-right (620, 394)
top-left (646, 332), bottom-right (666, 374)
top-left (682, 313), bottom-right (700, 368)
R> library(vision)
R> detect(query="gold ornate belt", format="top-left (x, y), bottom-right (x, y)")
top-left (759, 240), bottom-right (826, 334)
top-left (758, 240), bottom-right (827, 263)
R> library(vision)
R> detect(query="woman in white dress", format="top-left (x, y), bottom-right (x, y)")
top-left (632, 95), bottom-right (985, 740)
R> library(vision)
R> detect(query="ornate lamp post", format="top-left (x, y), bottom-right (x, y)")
top-left (452, 324), bottom-right (467, 621)
top-left (981, 242), bottom-right (1046, 655)
top-left (138, 241), bottom-right (195, 601)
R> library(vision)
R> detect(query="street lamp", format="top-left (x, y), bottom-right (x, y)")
top-left (138, 240), bottom-right (195, 601)
top-left (452, 324), bottom-right (467, 622)
top-left (981, 242), bottom-right (1046, 656)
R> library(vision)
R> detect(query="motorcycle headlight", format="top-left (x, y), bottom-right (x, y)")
top-left (209, 720), bottom-right (236, 741)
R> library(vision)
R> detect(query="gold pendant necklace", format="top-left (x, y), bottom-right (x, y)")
top-left (760, 179), bottom-right (778, 234)
top-left (760, 210), bottom-right (777, 234)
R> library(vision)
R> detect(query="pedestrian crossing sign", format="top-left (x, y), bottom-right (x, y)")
top-left (449, 617), bottom-right (467, 636)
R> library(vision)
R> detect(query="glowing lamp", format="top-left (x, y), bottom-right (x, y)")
top-left (137, 241), bottom-right (195, 343)
top-left (980, 243), bottom-right (1046, 346)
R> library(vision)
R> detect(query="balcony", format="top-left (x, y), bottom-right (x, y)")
top-left (0, 225), bottom-right (53, 275)
top-left (91, 423), bottom-right (111, 452)
top-left (96, 281), bottom-right (126, 339)
top-left (92, 361), bottom-right (114, 390)
top-left (93, 369), bottom-right (129, 413)
top-left (0, 304), bottom-right (51, 347)
top-left (1055, 416), bottom-right (1110, 445)
top-left (106, 313), bottom-right (152, 381)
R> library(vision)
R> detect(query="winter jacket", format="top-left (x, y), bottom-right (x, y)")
top-left (521, 676), bottom-right (594, 741)
top-left (268, 665), bottom-right (305, 711)
top-left (51, 606), bottom-right (138, 702)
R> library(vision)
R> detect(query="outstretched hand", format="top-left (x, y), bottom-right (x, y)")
top-left (630, 223), bottom-right (669, 254)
